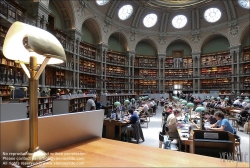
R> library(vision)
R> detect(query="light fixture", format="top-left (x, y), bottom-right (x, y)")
top-left (3, 21), bottom-right (66, 166)
top-left (8, 85), bottom-right (15, 99)
top-left (22, 87), bottom-right (28, 97)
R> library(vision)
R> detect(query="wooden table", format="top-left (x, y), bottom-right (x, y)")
top-left (103, 119), bottom-right (127, 140)
top-left (229, 109), bottom-right (242, 115)
top-left (31, 138), bottom-right (249, 167)
top-left (177, 128), bottom-right (193, 153)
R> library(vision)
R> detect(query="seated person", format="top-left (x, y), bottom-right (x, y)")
top-left (166, 109), bottom-right (182, 138)
top-left (204, 112), bottom-right (217, 124)
top-left (167, 106), bottom-right (173, 113)
top-left (121, 109), bottom-right (139, 141)
top-left (236, 107), bottom-right (250, 125)
top-left (209, 111), bottom-right (235, 134)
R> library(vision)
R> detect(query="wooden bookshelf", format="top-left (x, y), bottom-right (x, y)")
top-left (139, 69), bottom-right (157, 78)
top-left (243, 47), bottom-right (250, 61)
top-left (165, 58), bottom-right (174, 68)
top-left (183, 57), bottom-right (193, 68)
top-left (106, 51), bottom-right (126, 65)
top-left (165, 69), bottom-right (192, 78)
top-left (0, 26), bottom-right (8, 48)
top-left (243, 63), bottom-right (250, 75)
top-left (135, 55), bottom-right (157, 67)
top-left (53, 96), bottom-right (92, 114)
top-left (55, 69), bottom-right (66, 87)
top-left (201, 66), bottom-right (232, 78)
top-left (139, 80), bottom-right (157, 90)
top-left (79, 59), bottom-right (96, 74)
top-left (100, 94), bottom-right (136, 106)
top-left (19, 97), bottom-right (53, 117)
top-left (183, 80), bottom-right (193, 90)
top-left (106, 77), bottom-right (125, 91)
top-left (0, 85), bottom-right (10, 97)
top-left (79, 41), bottom-right (96, 59)
top-left (45, 67), bottom-right (56, 86)
top-left (243, 77), bottom-right (250, 89)
top-left (79, 74), bottom-right (96, 89)
top-left (201, 51), bottom-right (231, 67)
top-left (106, 65), bottom-right (125, 76)
top-left (201, 78), bottom-right (231, 90)
top-left (54, 28), bottom-right (67, 48)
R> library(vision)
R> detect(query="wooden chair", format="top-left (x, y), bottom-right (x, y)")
top-left (234, 134), bottom-right (242, 161)
top-left (139, 112), bottom-right (150, 128)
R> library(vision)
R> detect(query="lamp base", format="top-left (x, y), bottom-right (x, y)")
top-left (18, 149), bottom-right (49, 167)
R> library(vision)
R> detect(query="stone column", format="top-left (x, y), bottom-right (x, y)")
top-left (197, 55), bottom-right (200, 93)
top-left (126, 51), bottom-right (135, 93)
top-left (230, 50), bottom-right (235, 91)
top-left (236, 49), bottom-right (240, 94)
top-left (192, 51), bottom-right (201, 93)
top-left (131, 55), bottom-right (135, 93)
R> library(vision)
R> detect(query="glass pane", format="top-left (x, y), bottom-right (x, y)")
top-left (96, 0), bottom-right (109, 6)
top-left (172, 15), bottom-right (187, 29)
top-left (143, 13), bottom-right (158, 28)
top-left (118, 5), bottom-right (133, 20)
top-left (238, 0), bottom-right (250, 9)
top-left (204, 8), bottom-right (221, 23)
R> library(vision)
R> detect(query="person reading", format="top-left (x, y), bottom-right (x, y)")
top-left (209, 111), bottom-right (235, 134)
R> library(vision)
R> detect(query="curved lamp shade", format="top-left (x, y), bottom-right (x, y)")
top-left (124, 99), bottom-right (130, 104)
top-left (187, 102), bottom-right (194, 108)
top-left (211, 96), bottom-right (214, 100)
top-left (179, 99), bottom-right (183, 102)
top-left (195, 106), bottom-right (206, 113)
top-left (131, 98), bottom-right (135, 102)
top-left (245, 99), bottom-right (250, 103)
top-left (217, 97), bottom-right (221, 100)
top-left (224, 97), bottom-right (229, 101)
top-left (3, 21), bottom-right (66, 64)
top-left (245, 96), bottom-right (249, 99)
top-left (114, 101), bottom-right (121, 107)
top-left (237, 96), bottom-right (240, 99)
top-left (181, 100), bottom-right (187, 105)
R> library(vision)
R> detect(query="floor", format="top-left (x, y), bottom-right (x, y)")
top-left (137, 106), bottom-right (250, 163)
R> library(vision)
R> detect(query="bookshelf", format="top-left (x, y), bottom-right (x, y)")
top-left (243, 77), bottom-right (250, 89)
top-left (139, 69), bottom-right (157, 78)
top-left (0, 85), bottom-right (10, 98)
top-left (53, 96), bottom-right (93, 114)
top-left (165, 69), bottom-right (193, 78)
top-left (183, 80), bottom-right (193, 90)
top-left (100, 94), bottom-right (136, 106)
top-left (201, 78), bottom-right (231, 90)
top-left (165, 58), bottom-right (174, 68)
top-left (79, 74), bottom-right (96, 89)
top-left (79, 59), bottom-right (96, 74)
top-left (79, 41), bottom-right (96, 59)
top-left (134, 55), bottom-right (158, 67)
top-left (55, 69), bottom-right (66, 87)
top-left (106, 78), bottom-right (125, 91)
top-left (183, 57), bottom-right (193, 68)
top-left (139, 80), bottom-right (157, 90)
top-left (106, 51), bottom-right (126, 65)
top-left (19, 97), bottom-right (53, 117)
top-left (243, 47), bottom-right (250, 61)
top-left (106, 65), bottom-right (125, 76)
top-left (201, 52), bottom-right (231, 67)
top-left (201, 66), bottom-right (232, 78)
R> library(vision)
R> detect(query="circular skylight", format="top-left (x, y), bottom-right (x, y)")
top-left (172, 15), bottom-right (187, 29)
top-left (238, 0), bottom-right (250, 9)
top-left (96, 0), bottom-right (109, 6)
top-left (204, 8), bottom-right (221, 23)
top-left (143, 13), bottom-right (158, 28)
top-left (118, 5), bottom-right (133, 20)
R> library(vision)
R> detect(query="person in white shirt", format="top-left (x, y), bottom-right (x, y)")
top-left (85, 95), bottom-right (96, 111)
top-left (233, 99), bottom-right (243, 108)
top-left (166, 109), bottom-right (182, 138)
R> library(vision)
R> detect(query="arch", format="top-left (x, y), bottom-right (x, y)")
top-left (199, 33), bottom-right (230, 52)
top-left (134, 37), bottom-right (158, 56)
top-left (165, 37), bottom-right (193, 53)
top-left (50, 0), bottom-right (76, 29)
top-left (82, 18), bottom-right (102, 44)
top-left (166, 39), bottom-right (192, 57)
top-left (107, 31), bottom-right (129, 52)
top-left (239, 23), bottom-right (250, 49)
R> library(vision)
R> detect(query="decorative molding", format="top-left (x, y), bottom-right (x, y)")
top-left (103, 24), bottom-right (110, 34)
top-left (228, 21), bottom-right (239, 36)
top-left (191, 34), bottom-right (201, 43)
top-left (129, 32), bottom-right (136, 42)
top-left (158, 35), bottom-right (166, 45)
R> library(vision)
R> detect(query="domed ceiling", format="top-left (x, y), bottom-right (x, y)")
top-left (137, 0), bottom-right (212, 10)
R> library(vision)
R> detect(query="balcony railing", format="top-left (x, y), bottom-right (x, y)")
top-left (0, 0), bottom-right (35, 26)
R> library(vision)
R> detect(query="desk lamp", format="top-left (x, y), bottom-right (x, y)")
top-left (195, 106), bottom-right (206, 130)
top-left (8, 85), bottom-right (15, 99)
top-left (187, 102), bottom-right (194, 118)
top-left (22, 86), bottom-right (28, 98)
top-left (3, 21), bottom-right (66, 166)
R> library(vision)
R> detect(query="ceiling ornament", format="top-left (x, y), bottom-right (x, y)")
top-left (129, 32), bottom-right (136, 42)
top-left (76, 0), bottom-right (88, 18)
top-left (229, 25), bottom-right (239, 36)
top-left (103, 24), bottom-right (110, 34)
top-left (158, 35), bottom-right (166, 45)
top-left (138, 0), bottom-right (211, 10)
top-left (191, 34), bottom-right (201, 43)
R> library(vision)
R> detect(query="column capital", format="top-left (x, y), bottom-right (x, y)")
top-left (158, 53), bottom-right (166, 60)
top-left (126, 51), bottom-right (136, 58)
top-left (97, 43), bottom-right (108, 53)
top-left (192, 51), bottom-right (201, 58)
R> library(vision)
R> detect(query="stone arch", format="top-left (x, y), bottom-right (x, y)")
top-left (107, 30), bottom-right (129, 52)
top-left (199, 33), bottom-right (230, 51)
top-left (133, 36), bottom-right (158, 55)
top-left (82, 17), bottom-right (102, 44)
top-left (239, 23), bottom-right (250, 48)
top-left (165, 39), bottom-right (192, 57)
top-left (50, 0), bottom-right (76, 29)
